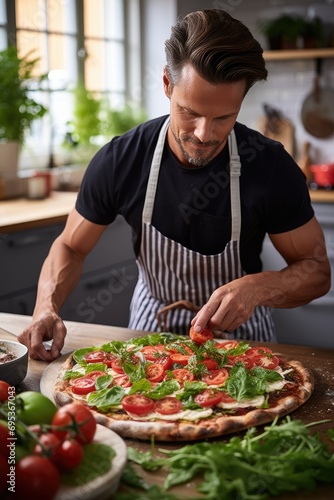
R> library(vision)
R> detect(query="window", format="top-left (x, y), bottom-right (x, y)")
top-left (1, 0), bottom-right (138, 170)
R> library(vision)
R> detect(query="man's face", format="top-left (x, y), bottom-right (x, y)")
top-left (163, 64), bottom-right (246, 167)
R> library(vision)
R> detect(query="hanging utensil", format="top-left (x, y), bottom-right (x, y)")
top-left (301, 58), bottom-right (334, 139)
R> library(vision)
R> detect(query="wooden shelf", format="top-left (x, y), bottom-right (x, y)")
top-left (263, 47), bottom-right (334, 61)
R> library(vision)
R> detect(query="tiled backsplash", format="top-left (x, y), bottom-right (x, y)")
top-left (239, 57), bottom-right (334, 164)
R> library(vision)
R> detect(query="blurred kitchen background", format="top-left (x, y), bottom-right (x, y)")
top-left (0, 0), bottom-right (333, 348)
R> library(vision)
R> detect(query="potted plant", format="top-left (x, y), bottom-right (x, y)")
top-left (0, 46), bottom-right (47, 178)
top-left (258, 15), bottom-right (306, 50)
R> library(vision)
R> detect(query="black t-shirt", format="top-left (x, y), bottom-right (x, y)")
top-left (76, 115), bottom-right (314, 274)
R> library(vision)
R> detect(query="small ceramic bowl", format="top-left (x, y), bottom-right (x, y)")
top-left (0, 340), bottom-right (28, 387)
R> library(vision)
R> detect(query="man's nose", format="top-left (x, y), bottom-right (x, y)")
top-left (193, 118), bottom-right (213, 143)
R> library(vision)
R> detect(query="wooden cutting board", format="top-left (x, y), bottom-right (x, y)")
top-left (256, 113), bottom-right (295, 158)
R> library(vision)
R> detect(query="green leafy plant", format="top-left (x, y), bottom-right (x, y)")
top-left (104, 103), bottom-right (147, 138)
top-left (0, 46), bottom-right (47, 144)
top-left (258, 15), bottom-right (324, 49)
top-left (66, 82), bottom-right (102, 147)
top-left (120, 417), bottom-right (334, 500)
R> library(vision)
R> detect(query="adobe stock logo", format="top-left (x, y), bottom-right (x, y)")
top-left (76, 266), bottom-right (137, 323)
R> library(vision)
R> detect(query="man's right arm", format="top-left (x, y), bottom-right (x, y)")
top-left (18, 208), bottom-right (108, 361)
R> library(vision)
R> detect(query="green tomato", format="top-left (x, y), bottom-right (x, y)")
top-left (16, 392), bottom-right (57, 425)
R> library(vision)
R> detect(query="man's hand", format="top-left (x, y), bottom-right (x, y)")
top-left (18, 312), bottom-right (67, 361)
top-left (191, 277), bottom-right (257, 334)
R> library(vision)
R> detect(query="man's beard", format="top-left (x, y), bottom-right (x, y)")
top-left (171, 128), bottom-right (223, 167)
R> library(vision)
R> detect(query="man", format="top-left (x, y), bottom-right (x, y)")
top-left (19, 10), bottom-right (331, 361)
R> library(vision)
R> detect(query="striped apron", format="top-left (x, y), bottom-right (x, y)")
top-left (128, 118), bottom-right (275, 341)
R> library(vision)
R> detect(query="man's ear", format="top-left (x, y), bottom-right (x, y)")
top-left (163, 66), bottom-right (172, 99)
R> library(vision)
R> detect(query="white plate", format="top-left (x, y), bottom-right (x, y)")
top-left (40, 357), bottom-right (127, 499)
top-left (55, 424), bottom-right (127, 500)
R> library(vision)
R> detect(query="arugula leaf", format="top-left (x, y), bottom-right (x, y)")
top-left (125, 417), bottom-right (334, 500)
top-left (87, 386), bottom-right (125, 409)
top-left (130, 332), bottom-right (184, 347)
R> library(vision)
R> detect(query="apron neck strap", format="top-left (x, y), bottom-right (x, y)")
top-left (228, 129), bottom-right (241, 241)
top-left (142, 118), bottom-right (241, 243)
top-left (142, 117), bottom-right (170, 224)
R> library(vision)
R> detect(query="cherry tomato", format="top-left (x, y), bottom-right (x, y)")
top-left (84, 350), bottom-right (106, 363)
top-left (51, 403), bottom-right (97, 444)
top-left (16, 455), bottom-right (60, 500)
top-left (0, 421), bottom-right (9, 458)
top-left (228, 355), bottom-right (254, 369)
top-left (170, 353), bottom-right (191, 365)
top-left (0, 380), bottom-right (11, 402)
top-left (252, 354), bottom-right (279, 370)
top-left (189, 326), bottom-right (214, 344)
top-left (54, 438), bottom-right (84, 472)
top-left (113, 374), bottom-right (132, 388)
top-left (246, 346), bottom-right (273, 358)
top-left (16, 391), bottom-right (57, 425)
top-left (172, 368), bottom-right (194, 385)
top-left (202, 368), bottom-right (229, 386)
top-left (71, 376), bottom-right (96, 395)
top-left (154, 355), bottom-right (173, 370)
top-left (154, 396), bottom-right (182, 415)
top-left (194, 389), bottom-right (223, 407)
top-left (215, 340), bottom-right (239, 350)
top-left (202, 358), bottom-right (219, 371)
top-left (102, 352), bottom-right (118, 367)
top-left (140, 345), bottom-right (167, 360)
top-left (111, 358), bottom-right (125, 374)
top-left (33, 432), bottom-right (61, 459)
top-left (146, 363), bottom-right (166, 382)
top-left (122, 394), bottom-right (154, 416)
top-left (85, 370), bottom-right (108, 381)
top-left (219, 391), bottom-right (238, 404)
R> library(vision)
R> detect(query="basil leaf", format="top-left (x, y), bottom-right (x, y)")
top-left (87, 386), bottom-right (125, 409)
top-left (225, 364), bottom-right (283, 401)
top-left (72, 347), bottom-right (96, 365)
top-left (63, 370), bottom-right (84, 380)
top-left (95, 374), bottom-right (113, 391)
top-left (85, 362), bottom-right (107, 373)
top-left (145, 380), bottom-right (180, 400)
top-left (129, 379), bottom-right (152, 394)
top-left (176, 381), bottom-right (207, 410)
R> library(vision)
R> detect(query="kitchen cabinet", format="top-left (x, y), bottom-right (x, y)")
top-left (0, 216), bottom-right (138, 328)
top-left (261, 202), bottom-right (334, 349)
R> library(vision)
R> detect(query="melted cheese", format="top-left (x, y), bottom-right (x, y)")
top-left (126, 408), bottom-right (213, 421)
top-left (217, 395), bottom-right (265, 409)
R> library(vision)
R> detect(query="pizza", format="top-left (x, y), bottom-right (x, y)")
top-left (53, 329), bottom-right (314, 441)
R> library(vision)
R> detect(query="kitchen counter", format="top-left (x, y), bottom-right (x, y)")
top-left (0, 191), bottom-right (77, 233)
top-left (0, 312), bottom-right (333, 500)
top-left (0, 189), bottom-right (334, 234)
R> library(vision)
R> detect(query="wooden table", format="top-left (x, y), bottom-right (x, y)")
top-left (1, 313), bottom-right (333, 499)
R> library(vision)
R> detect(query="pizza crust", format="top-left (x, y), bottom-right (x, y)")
top-left (52, 350), bottom-right (314, 441)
